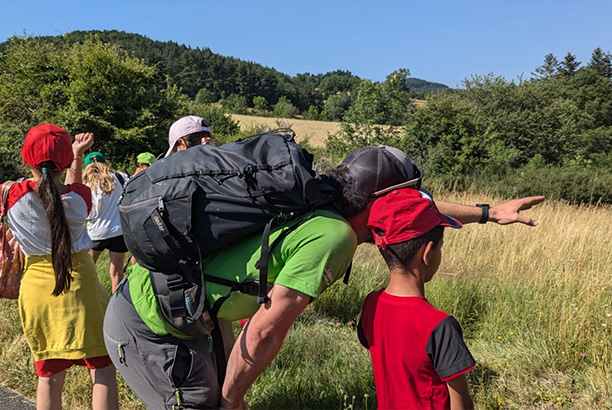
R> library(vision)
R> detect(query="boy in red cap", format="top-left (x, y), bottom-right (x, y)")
top-left (358, 188), bottom-right (475, 410)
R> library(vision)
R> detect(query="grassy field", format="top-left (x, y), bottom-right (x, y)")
top-left (230, 114), bottom-right (340, 148)
top-left (1, 190), bottom-right (611, 409)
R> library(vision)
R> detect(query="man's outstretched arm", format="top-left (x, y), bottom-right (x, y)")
top-left (437, 196), bottom-right (545, 226)
top-left (220, 284), bottom-right (310, 410)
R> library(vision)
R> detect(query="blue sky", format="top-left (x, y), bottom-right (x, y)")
top-left (1, 0), bottom-right (610, 88)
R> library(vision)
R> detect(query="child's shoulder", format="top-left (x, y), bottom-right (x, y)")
top-left (5, 179), bottom-right (37, 210)
top-left (63, 182), bottom-right (91, 197)
top-left (363, 288), bottom-right (385, 304)
top-left (420, 299), bottom-right (453, 324)
top-left (62, 183), bottom-right (92, 211)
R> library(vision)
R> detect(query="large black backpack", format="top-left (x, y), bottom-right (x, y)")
top-left (119, 129), bottom-right (333, 337)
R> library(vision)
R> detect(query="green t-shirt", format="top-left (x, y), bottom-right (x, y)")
top-left (127, 209), bottom-right (357, 337)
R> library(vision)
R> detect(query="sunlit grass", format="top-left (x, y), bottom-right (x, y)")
top-left (1, 193), bottom-right (611, 408)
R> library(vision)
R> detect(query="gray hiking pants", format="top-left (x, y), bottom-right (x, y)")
top-left (103, 279), bottom-right (220, 409)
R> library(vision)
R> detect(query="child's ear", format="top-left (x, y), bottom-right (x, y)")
top-left (421, 241), bottom-right (435, 266)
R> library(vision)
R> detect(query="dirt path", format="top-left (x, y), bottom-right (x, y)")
top-left (0, 384), bottom-right (34, 409)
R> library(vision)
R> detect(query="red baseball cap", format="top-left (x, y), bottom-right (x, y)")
top-left (368, 188), bottom-right (462, 250)
top-left (21, 124), bottom-right (74, 171)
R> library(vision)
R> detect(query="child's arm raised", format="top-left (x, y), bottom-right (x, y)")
top-left (65, 132), bottom-right (93, 185)
top-left (447, 374), bottom-right (474, 410)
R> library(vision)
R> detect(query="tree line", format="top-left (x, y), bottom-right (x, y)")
top-left (1, 31), bottom-right (611, 203)
top-left (327, 49), bottom-right (612, 204)
top-left (16, 30), bottom-right (447, 118)
top-left (0, 31), bottom-right (443, 178)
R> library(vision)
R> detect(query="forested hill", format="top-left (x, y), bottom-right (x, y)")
top-left (2, 30), bottom-right (448, 109)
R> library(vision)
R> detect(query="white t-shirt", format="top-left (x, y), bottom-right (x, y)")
top-left (6, 180), bottom-right (92, 256)
top-left (86, 174), bottom-right (126, 241)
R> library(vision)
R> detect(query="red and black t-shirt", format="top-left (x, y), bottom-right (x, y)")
top-left (358, 290), bottom-right (475, 410)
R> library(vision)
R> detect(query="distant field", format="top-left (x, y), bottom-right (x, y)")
top-left (230, 100), bottom-right (425, 148)
top-left (230, 114), bottom-right (340, 148)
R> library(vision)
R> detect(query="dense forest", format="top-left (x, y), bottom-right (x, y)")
top-left (1, 31), bottom-right (611, 203)
top-left (21, 30), bottom-right (448, 114)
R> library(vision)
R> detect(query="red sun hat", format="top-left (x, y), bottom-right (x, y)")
top-left (368, 188), bottom-right (462, 250)
top-left (21, 123), bottom-right (74, 171)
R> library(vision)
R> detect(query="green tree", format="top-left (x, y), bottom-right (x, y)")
top-left (343, 71), bottom-right (413, 127)
top-left (385, 68), bottom-right (412, 93)
top-left (273, 96), bottom-right (299, 118)
top-left (195, 87), bottom-right (218, 104)
top-left (587, 47), bottom-right (612, 79)
top-left (0, 35), bottom-right (239, 180)
top-left (304, 105), bottom-right (320, 120)
top-left (319, 70), bottom-right (361, 94)
top-left (532, 53), bottom-right (560, 80)
top-left (221, 93), bottom-right (248, 114)
top-left (253, 96), bottom-right (271, 112)
top-left (322, 93), bottom-right (352, 121)
top-left (402, 90), bottom-right (488, 176)
top-left (559, 52), bottom-right (581, 78)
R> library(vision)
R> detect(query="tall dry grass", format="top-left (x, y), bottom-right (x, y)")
top-left (1, 193), bottom-right (611, 408)
top-left (427, 191), bottom-right (612, 408)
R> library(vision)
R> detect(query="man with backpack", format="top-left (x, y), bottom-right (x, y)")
top-left (103, 139), bottom-right (544, 409)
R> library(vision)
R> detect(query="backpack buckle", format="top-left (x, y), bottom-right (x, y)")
top-left (167, 277), bottom-right (183, 291)
top-left (239, 280), bottom-right (272, 297)
top-left (238, 281), bottom-right (258, 297)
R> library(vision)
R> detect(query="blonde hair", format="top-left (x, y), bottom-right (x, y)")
top-left (83, 161), bottom-right (117, 195)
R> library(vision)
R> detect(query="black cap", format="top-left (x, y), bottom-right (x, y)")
top-left (340, 145), bottom-right (422, 198)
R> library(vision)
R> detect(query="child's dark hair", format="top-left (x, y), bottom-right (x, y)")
top-left (36, 160), bottom-right (73, 296)
top-left (378, 226), bottom-right (444, 270)
top-left (325, 164), bottom-right (372, 219)
top-left (181, 131), bottom-right (212, 148)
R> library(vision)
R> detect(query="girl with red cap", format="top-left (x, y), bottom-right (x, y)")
top-left (4, 124), bottom-right (118, 409)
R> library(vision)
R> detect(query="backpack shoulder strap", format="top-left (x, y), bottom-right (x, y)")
top-left (1, 181), bottom-right (16, 218)
top-left (115, 172), bottom-right (125, 187)
top-left (255, 211), bottom-right (316, 303)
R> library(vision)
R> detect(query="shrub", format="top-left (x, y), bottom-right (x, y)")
top-left (195, 87), bottom-right (218, 104)
top-left (252, 96), bottom-right (270, 112)
top-left (273, 96), bottom-right (299, 118)
top-left (221, 93), bottom-right (248, 114)
top-left (437, 164), bottom-right (612, 205)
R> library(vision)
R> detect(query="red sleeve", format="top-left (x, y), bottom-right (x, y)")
top-left (64, 183), bottom-right (92, 214)
top-left (6, 180), bottom-right (36, 211)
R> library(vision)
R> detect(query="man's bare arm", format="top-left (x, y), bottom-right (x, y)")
top-left (220, 284), bottom-right (310, 410)
top-left (437, 196), bottom-right (545, 226)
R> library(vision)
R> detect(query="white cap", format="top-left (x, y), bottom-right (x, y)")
top-left (165, 115), bottom-right (212, 157)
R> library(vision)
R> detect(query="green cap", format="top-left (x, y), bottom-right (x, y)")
top-left (84, 152), bottom-right (106, 167)
top-left (136, 152), bottom-right (157, 165)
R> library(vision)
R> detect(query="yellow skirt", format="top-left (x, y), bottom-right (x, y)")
top-left (18, 253), bottom-right (110, 361)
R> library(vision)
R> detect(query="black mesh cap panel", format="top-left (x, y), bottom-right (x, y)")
top-left (340, 145), bottom-right (418, 198)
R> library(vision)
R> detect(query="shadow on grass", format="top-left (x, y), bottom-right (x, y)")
top-left (467, 362), bottom-right (501, 408)
top-left (429, 276), bottom-right (492, 337)
top-left (250, 389), bottom-right (377, 410)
